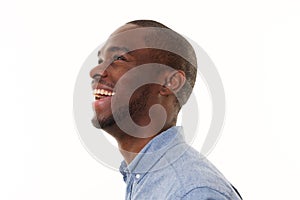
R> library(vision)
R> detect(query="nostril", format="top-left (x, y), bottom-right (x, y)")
top-left (92, 74), bottom-right (102, 81)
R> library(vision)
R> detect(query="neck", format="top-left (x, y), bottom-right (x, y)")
top-left (118, 135), bottom-right (155, 164)
top-left (104, 123), bottom-right (175, 164)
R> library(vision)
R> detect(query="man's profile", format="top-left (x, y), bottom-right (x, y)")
top-left (90, 20), bottom-right (242, 200)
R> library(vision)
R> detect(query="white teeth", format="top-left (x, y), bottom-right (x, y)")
top-left (93, 89), bottom-right (115, 96)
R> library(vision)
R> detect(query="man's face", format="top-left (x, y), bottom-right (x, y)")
top-left (90, 24), bottom-right (160, 130)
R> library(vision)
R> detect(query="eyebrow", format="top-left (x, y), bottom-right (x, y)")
top-left (97, 46), bottom-right (130, 57)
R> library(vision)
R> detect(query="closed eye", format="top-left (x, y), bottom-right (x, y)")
top-left (113, 55), bottom-right (127, 62)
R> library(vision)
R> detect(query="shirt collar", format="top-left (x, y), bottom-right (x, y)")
top-left (119, 126), bottom-right (188, 182)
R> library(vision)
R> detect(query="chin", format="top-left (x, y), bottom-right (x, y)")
top-left (91, 115), bottom-right (116, 129)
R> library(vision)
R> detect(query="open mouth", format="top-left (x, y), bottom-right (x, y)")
top-left (93, 89), bottom-right (115, 100)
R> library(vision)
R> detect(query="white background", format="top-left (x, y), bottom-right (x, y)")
top-left (1, 0), bottom-right (300, 199)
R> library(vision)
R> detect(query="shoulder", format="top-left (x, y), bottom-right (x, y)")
top-left (164, 145), bottom-right (240, 199)
top-left (181, 187), bottom-right (230, 200)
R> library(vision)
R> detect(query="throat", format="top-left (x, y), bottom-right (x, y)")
top-left (117, 134), bottom-right (156, 165)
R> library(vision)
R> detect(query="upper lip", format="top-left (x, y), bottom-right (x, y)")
top-left (91, 79), bottom-right (115, 92)
top-left (91, 77), bottom-right (115, 92)
top-left (92, 84), bottom-right (115, 93)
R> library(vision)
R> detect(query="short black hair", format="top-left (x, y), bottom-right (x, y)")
top-left (127, 20), bottom-right (171, 29)
top-left (126, 20), bottom-right (197, 109)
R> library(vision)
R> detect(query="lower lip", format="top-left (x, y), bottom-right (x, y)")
top-left (92, 96), bottom-right (112, 108)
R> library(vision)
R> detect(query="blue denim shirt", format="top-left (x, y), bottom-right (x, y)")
top-left (119, 126), bottom-right (242, 200)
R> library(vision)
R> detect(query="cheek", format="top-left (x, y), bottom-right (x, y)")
top-left (114, 73), bottom-right (136, 95)
top-left (131, 85), bottom-right (156, 104)
top-left (113, 84), bottom-right (147, 108)
top-left (129, 87), bottom-right (146, 101)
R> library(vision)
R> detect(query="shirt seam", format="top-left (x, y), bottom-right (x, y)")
top-left (180, 186), bottom-right (231, 199)
top-left (167, 145), bottom-right (190, 196)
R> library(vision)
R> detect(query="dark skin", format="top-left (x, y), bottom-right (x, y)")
top-left (90, 24), bottom-right (186, 164)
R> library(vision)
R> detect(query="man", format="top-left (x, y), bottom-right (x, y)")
top-left (90, 20), bottom-right (242, 200)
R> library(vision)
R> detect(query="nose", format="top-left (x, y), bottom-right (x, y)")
top-left (89, 62), bottom-right (108, 79)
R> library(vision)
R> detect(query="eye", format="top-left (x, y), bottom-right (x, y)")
top-left (113, 55), bottom-right (127, 61)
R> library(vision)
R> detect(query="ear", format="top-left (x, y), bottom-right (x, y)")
top-left (160, 70), bottom-right (186, 96)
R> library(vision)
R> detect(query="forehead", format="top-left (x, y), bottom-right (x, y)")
top-left (99, 24), bottom-right (147, 55)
